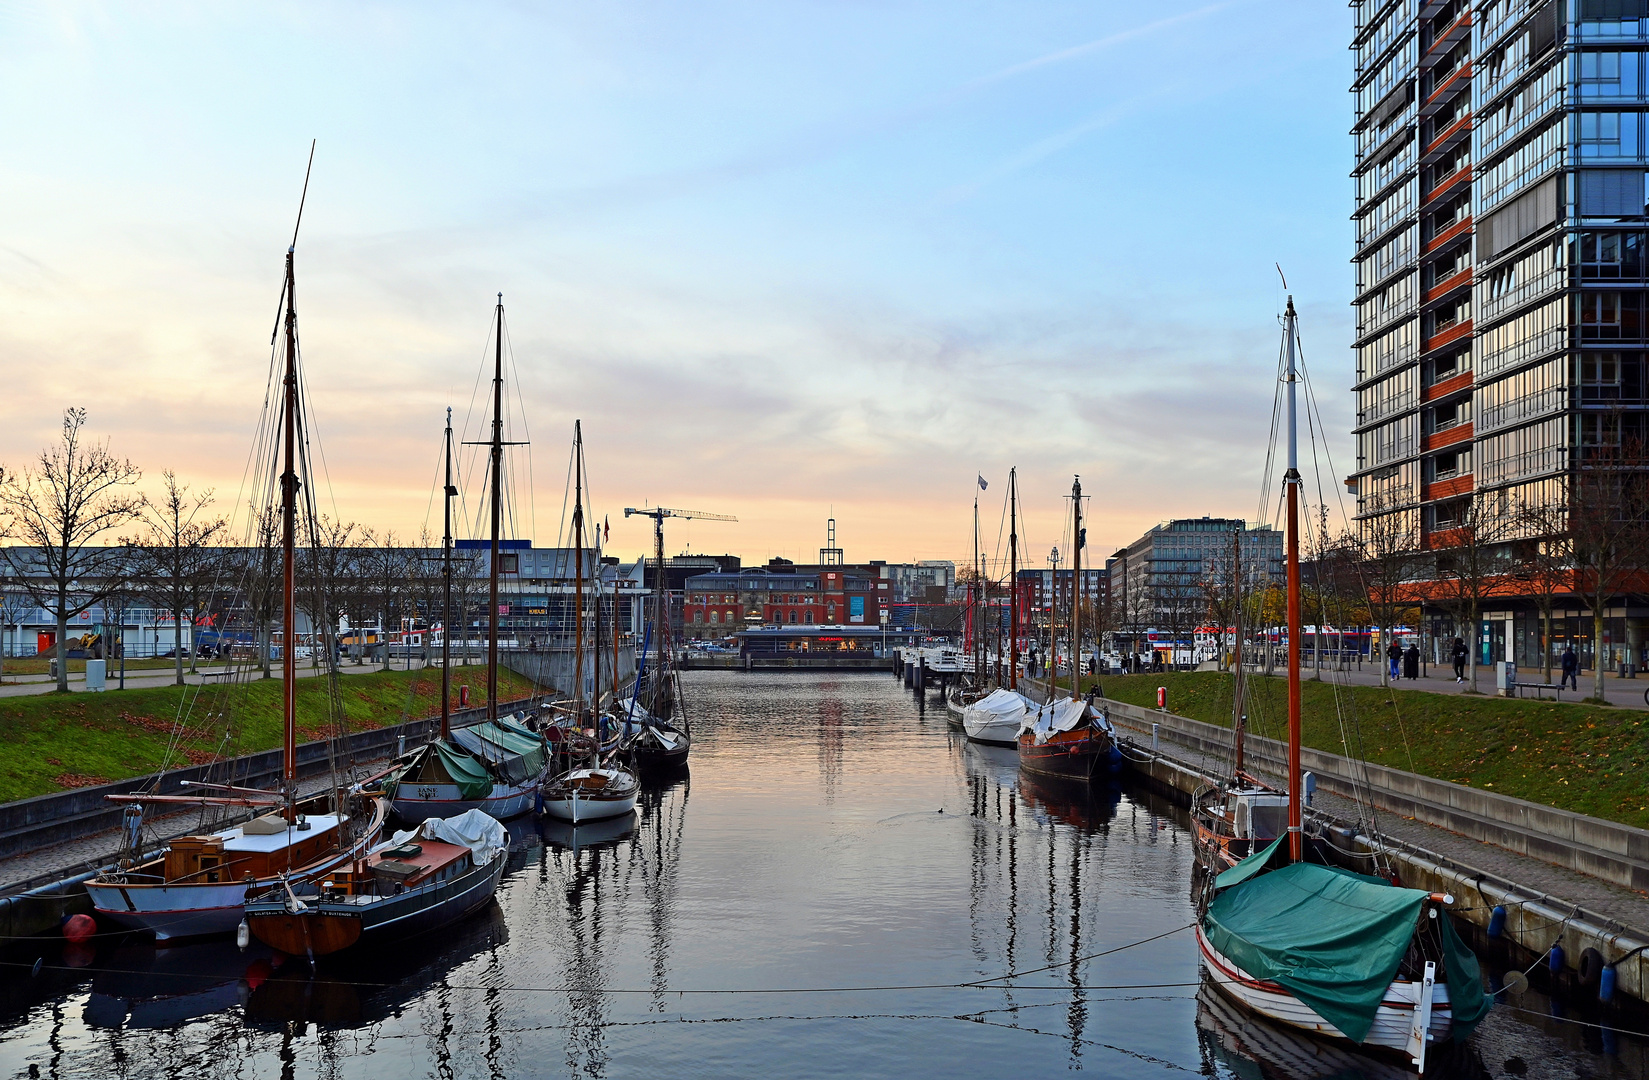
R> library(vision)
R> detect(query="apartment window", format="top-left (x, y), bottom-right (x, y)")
top-left (1427, 349), bottom-right (1471, 385)
top-left (1581, 352), bottom-right (1626, 398)
top-left (1579, 51), bottom-right (1643, 100)
top-left (1576, 231), bottom-right (1645, 278)
top-left (1429, 449), bottom-right (1472, 480)
top-left (1426, 399), bottom-right (1471, 432)
top-left (1428, 497), bottom-right (1469, 531)
top-left (1579, 112), bottom-right (1643, 159)
top-left (1580, 411), bottom-right (1622, 446)
top-left (1578, 290), bottom-right (1642, 337)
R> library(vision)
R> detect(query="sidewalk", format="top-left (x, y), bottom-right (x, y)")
top-left (0, 660), bottom-right (464, 698)
top-left (1286, 658), bottom-right (1649, 709)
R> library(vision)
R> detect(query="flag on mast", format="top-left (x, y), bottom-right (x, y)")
top-left (978, 474), bottom-right (988, 491)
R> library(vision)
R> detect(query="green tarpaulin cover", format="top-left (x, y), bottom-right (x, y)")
top-left (385, 741), bottom-right (493, 801)
top-left (451, 721), bottom-right (547, 785)
top-left (1204, 860), bottom-right (1430, 1044)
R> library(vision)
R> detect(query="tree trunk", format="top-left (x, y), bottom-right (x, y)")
top-left (1595, 608), bottom-right (1608, 701)
top-left (260, 621), bottom-right (271, 679)
top-left (1466, 603), bottom-right (1479, 693)
top-left (1541, 607), bottom-right (1553, 683)
top-left (174, 600), bottom-right (185, 686)
top-left (54, 603), bottom-right (69, 693)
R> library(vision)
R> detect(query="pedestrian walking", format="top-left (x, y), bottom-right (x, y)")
top-left (1386, 641), bottom-right (1402, 680)
top-left (1403, 642), bottom-right (1420, 681)
top-left (1451, 637), bottom-right (1467, 682)
top-left (1561, 645), bottom-right (1579, 691)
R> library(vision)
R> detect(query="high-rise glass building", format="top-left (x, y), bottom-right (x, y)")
top-left (1350, 0), bottom-right (1648, 547)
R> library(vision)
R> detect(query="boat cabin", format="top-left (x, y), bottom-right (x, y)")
top-left (324, 840), bottom-right (473, 897)
top-left (160, 813), bottom-right (346, 883)
top-left (1230, 790), bottom-right (1288, 843)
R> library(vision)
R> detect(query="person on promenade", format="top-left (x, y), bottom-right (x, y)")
top-left (1451, 637), bottom-right (1467, 682)
top-left (1560, 645), bottom-right (1579, 692)
top-left (1387, 641), bottom-right (1402, 681)
top-left (1404, 642), bottom-right (1420, 681)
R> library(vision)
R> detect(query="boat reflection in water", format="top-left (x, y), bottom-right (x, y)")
top-left (83, 939), bottom-right (280, 1030)
top-left (1194, 977), bottom-right (1485, 1080)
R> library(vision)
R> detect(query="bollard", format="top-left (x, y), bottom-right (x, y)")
top-left (1151, 723), bottom-right (1159, 752)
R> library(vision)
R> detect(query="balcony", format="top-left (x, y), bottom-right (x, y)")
top-left (1422, 421), bottom-right (1474, 451)
top-left (1425, 214), bottom-right (1472, 253)
top-left (1422, 60), bottom-right (1472, 117)
top-left (1422, 474), bottom-right (1475, 501)
top-left (1422, 369), bottom-right (1474, 402)
top-left (1423, 164), bottom-right (1471, 206)
top-left (1424, 266), bottom-right (1473, 303)
top-left (1421, 9), bottom-right (1472, 67)
top-left (1423, 109), bottom-right (1472, 160)
top-left (1423, 316), bottom-right (1473, 353)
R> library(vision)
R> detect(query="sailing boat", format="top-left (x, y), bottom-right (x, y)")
top-left (86, 174), bottom-right (388, 939)
top-left (622, 506), bottom-right (692, 772)
top-left (386, 298), bottom-right (550, 824)
top-left (1017, 475), bottom-right (1116, 780)
top-left (1193, 298), bottom-right (1488, 1073)
top-left (963, 469), bottom-right (1034, 746)
top-left (542, 421), bottom-right (640, 823)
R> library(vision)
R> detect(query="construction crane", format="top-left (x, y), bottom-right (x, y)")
top-left (622, 507), bottom-right (737, 598)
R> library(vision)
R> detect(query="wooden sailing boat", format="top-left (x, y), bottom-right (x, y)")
top-left (86, 172), bottom-right (387, 939)
top-left (622, 505), bottom-right (693, 772)
top-left (386, 298), bottom-right (550, 824)
top-left (1193, 297), bottom-right (1488, 1073)
top-left (962, 469), bottom-right (1036, 746)
top-left (1017, 475), bottom-right (1116, 780)
top-left (542, 421), bottom-right (639, 822)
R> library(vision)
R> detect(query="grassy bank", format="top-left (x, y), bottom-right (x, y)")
top-left (1089, 671), bottom-right (1649, 830)
top-left (1, 657), bottom-right (184, 678)
top-left (0, 667), bottom-right (538, 803)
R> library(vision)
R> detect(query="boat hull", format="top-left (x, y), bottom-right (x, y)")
top-left (391, 777), bottom-right (542, 824)
top-left (247, 849), bottom-right (507, 958)
top-left (87, 800), bottom-right (387, 941)
top-left (541, 789), bottom-right (638, 823)
top-left (1196, 923), bottom-right (1450, 1070)
top-left (1017, 727), bottom-right (1113, 781)
top-left (963, 714), bottom-right (1021, 747)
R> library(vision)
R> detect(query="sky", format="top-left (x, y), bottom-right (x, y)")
top-left (0, 0), bottom-right (1357, 570)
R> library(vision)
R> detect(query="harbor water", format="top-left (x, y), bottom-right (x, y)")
top-left (0, 671), bottom-right (1644, 1078)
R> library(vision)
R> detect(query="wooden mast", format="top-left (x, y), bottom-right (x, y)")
top-left (653, 514), bottom-right (667, 716)
top-left (279, 244), bottom-right (299, 809)
top-left (1009, 468), bottom-right (1018, 690)
top-left (441, 407), bottom-right (455, 738)
top-left (1284, 296), bottom-right (1303, 862)
top-left (1231, 519), bottom-right (1244, 776)
top-left (487, 295), bottom-right (503, 723)
top-left (573, 420), bottom-right (586, 717)
top-left (1070, 475), bottom-right (1082, 701)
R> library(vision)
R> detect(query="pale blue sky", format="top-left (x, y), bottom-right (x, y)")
top-left (1, 1), bottom-right (1355, 564)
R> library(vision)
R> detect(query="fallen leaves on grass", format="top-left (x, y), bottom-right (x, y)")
top-left (54, 773), bottom-right (110, 788)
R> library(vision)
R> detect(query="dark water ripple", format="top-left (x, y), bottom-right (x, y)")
top-left (0, 671), bottom-right (1645, 1079)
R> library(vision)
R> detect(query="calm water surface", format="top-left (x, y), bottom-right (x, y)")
top-left (1, 672), bottom-right (1645, 1078)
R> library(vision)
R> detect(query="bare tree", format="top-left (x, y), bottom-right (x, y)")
top-left (1510, 495), bottom-right (1574, 684)
top-left (1569, 437), bottom-right (1649, 702)
top-left (0, 409), bottom-right (142, 691)
top-left (243, 505), bottom-right (281, 679)
top-left (298, 516), bottom-right (355, 673)
top-left (1429, 492), bottom-right (1514, 693)
top-left (1357, 492), bottom-right (1422, 688)
top-left (359, 529), bottom-right (407, 672)
top-left (125, 471), bottom-right (227, 685)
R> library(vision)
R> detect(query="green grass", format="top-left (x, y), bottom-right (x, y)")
top-left (1090, 671), bottom-right (1649, 830)
top-left (0, 667), bottom-right (539, 803)
top-left (0, 657), bottom-right (185, 678)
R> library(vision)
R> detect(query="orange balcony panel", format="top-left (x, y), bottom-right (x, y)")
top-left (1425, 112), bottom-right (1472, 157)
top-left (1423, 318), bottom-right (1473, 353)
top-left (1424, 267), bottom-right (1473, 303)
top-left (1426, 526), bottom-right (1472, 550)
top-left (1424, 165), bottom-right (1472, 206)
top-left (1426, 61), bottom-right (1472, 109)
top-left (1422, 422), bottom-right (1473, 452)
top-left (1425, 215), bottom-right (1472, 253)
top-left (1422, 370), bottom-right (1474, 402)
top-left (1424, 11), bottom-right (1472, 62)
top-left (1422, 474), bottom-right (1475, 502)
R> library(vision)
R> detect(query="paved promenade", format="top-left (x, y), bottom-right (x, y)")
top-left (0, 659), bottom-right (484, 698)
top-left (1286, 659), bottom-right (1649, 709)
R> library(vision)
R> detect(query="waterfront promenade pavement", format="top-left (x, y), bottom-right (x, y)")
top-left (0, 659), bottom-right (476, 698)
top-left (1281, 660), bottom-right (1649, 709)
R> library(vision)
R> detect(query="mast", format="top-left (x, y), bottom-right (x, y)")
top-left (971, 495), bottom-right (980, 678)
top-left (1009, 468), bottom-right (1019, 690)
top-left (487, 295), bottom-right (503, 723)
top-left (573, 420), bottom-right (586, 716)
top-left (1284, 296), bottom-right (1303, 862)
top-left (653, 514), bottom-right (667, 716)
top-left (441, 407), bottom-right (455, 738)
top-left (1231, 520), bottom-right (1244, 776)
top-left (279, 245), bottom-right (299, 807)
top-left (1071, 476), bottom-right (1082, 701)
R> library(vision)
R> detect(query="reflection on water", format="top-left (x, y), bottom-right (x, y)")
top-left (0, 672), bottom-right (1644, 1078)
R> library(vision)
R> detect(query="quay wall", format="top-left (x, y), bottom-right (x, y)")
top-left (680, 655), bottom-right (891, 672)
top-left (1062, 685), bottom-right (1649, 1005)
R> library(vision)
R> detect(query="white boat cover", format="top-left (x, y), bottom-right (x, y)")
top-left (387, 808), bottom-right (507, 866)
top-left (1019, 698), bottom-right (1114, 744)
top-left (962, 688), bottom-right (1029, 738)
